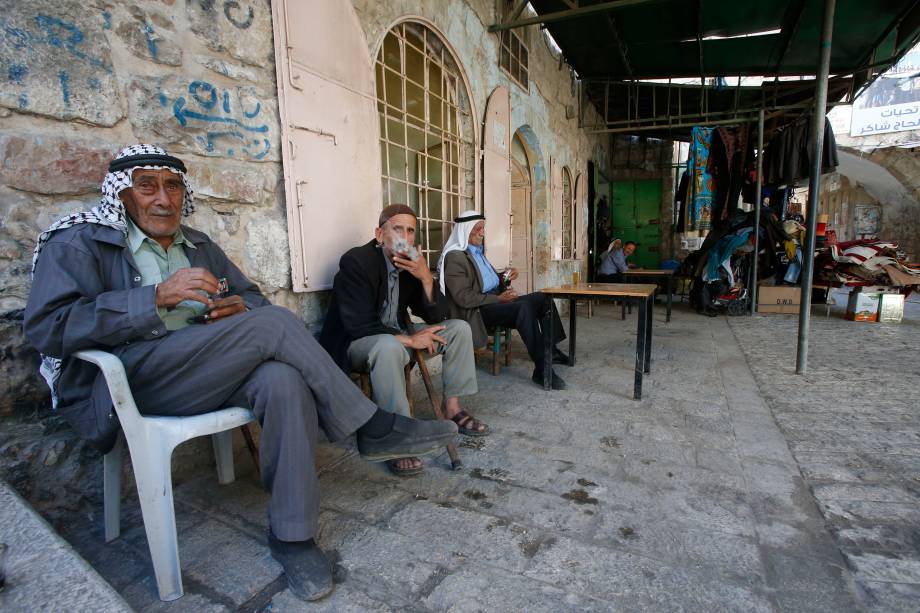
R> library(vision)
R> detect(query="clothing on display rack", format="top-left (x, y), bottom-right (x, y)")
top-left (686, 127), bottom-right (715, 232)
top-left (762, 116), bottom-right (838, 186)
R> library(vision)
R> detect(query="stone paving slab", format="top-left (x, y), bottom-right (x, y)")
top-left (0, 480), bottom-right (130, 612)
top-left (728, 299), bottom-right (920, 613)
top-left (48, 303), bottom-right (871, 611)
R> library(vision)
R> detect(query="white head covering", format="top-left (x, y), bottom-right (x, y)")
top-left (31, 143), bottom-right (195, 407)
top-left (436, 210), bottom-right (484, 295)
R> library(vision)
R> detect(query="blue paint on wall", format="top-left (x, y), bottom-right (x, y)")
top-left (18, 93), bottom-right (28, 109)
top-left (166, 80), bottom-right (272, 159)
top-left (143, 23), bottom-right (157, 59)
top-left (88, 77), bottom-right (101, 91)
top-left (58, 70), bottom-right (70, 106)
top-left (102, 11), bottom-right (112, 30)
top-left (8, 64), bottom-right (27, 83)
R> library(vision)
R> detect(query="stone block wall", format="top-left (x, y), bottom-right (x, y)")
top-left (0, 0), bottom-right (285, 514)
top-left (0, 0), bottom-right (619, 515)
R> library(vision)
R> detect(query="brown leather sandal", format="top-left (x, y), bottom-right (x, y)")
top-left (386, 458), bottom-right (424, 477)
top-left (450, 410), bottom-right (490, 437)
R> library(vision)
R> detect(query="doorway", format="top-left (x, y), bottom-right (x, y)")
top-left (510, 132), bottom-right (533, 293)
top-left (611, 179), bottom-right (662, 269)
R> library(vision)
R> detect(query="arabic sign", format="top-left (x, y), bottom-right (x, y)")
top-left (851, 102), bottom-right (920, 136)
top-left (851, 47), bottom-right (920, 137)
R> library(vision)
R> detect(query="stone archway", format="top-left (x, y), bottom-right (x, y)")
top-left (511, 125), bottom-right (548, 287)
top-left (822, 148), bottom-right (920, 258)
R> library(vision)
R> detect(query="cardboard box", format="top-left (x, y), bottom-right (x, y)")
top-left (846, 292), bottom-right (880, 322)
top-left (878, 293), bottom-right (904, 323)
top-left (757, 285), bottom-right (801, 314)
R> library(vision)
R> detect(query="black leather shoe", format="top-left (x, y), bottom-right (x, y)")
top-left (532, 367), bottom-right (567, 390)
top-left (269, 532), bottom-right (334, 602)
top-left (357, 414), bottom-right (458, 462)
top-left (552, 348), bottom-right (570, 365)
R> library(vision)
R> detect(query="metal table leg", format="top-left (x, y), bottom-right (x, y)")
top-left (543, 294), bottom-right (554, 390)
top-left (644, 295), bottom-right (653, 374)
top-left (621, 300), bottom-right (626, 320)
top-left (634, 297), bottom-right (646, 400)
top-left (568, 298), bottom-right (576, 366)
top-left (666, 275), bottom-right (672, 323)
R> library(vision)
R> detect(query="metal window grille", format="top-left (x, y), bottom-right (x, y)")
top-left (499, 29), bottom-right (529, 91)
top-left (375, 22), bottom-right (475, 267)
top-left (562, 167), bottom-right (573, 259)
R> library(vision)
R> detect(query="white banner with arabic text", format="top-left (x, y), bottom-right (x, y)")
top-left (851, 102), bottom-right (920, 137)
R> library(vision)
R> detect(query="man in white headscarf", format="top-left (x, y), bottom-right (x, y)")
top-left (24, 145), bottom-right (457, 602)
top-left (438, 210), bottom-right (568, 390)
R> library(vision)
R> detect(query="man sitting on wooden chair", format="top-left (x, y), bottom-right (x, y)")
top-left (319, 204), bottom-right (487, 478)
top-left (438, 210), bottom-right (569, 390)
top-left (24, 145), bottom-right (457, 602)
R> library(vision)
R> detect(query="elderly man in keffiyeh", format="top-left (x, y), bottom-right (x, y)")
top-left (438, 210), bottom-right (569, 390)
top-left (24, 145), bottom-right (457, 602)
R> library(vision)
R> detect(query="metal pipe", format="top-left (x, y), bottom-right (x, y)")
top-left (796, 0), bottom-right (836, 375)
top-left (488, 0), bottom-right (665, 32)
top-left (750, 107), bottom-right (764, 315)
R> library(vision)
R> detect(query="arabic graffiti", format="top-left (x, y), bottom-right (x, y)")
top-left (197, 0), bottom-right (255, 29)
top-left (161, 80), bottom-right (271, 159)
top-left (0, 12), bottom-right (113, 110)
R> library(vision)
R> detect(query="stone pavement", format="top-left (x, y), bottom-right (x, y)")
top-left (50, 298), bottom-right (914, 611)
top-left (0, 480), bottom-right (130, 612)
top-left (728, 294), bottom-right (920, 613)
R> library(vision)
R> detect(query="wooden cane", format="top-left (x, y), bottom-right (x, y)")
top-left (413, 349), bottom-right (463, 470)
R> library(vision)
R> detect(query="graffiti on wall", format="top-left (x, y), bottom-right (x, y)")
top-left (159, 80), bottom-right (271, 160)
top-left (0, 11), bottom-right (121, 123)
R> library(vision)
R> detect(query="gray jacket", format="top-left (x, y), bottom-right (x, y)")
top-left (23, 223), bottom-right (269, 452)
top-left (442, 250), bottom-right (501, 349)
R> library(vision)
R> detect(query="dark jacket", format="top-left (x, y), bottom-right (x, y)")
top-left (319, 240), bottom-right (449, 372)
top-left (442, 250), bottom-right (501, 349)
top-left (23, 223), bottom-right (270, 452)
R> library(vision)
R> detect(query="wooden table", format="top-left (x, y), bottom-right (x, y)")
top-left (620, 269), bottom-right (675, 322)
top-left (541, 283), bottom-right (657, 400)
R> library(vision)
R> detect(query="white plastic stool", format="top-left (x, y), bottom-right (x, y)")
top-left (74, 350), bottom-right (256, 602)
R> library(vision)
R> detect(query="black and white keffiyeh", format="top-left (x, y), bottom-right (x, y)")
top-left (31, 144), bottom-right (196, 407)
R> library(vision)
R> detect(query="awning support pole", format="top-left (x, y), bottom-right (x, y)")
top-left (796, 0), bottom-right (836, 374)
top-left (750, 107), bottom-right (764, 315)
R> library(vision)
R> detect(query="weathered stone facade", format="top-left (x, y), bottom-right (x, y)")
top-left (819, 148), bottom-right (920, 259)
top-left (0, 0), bottom-right (626, 514)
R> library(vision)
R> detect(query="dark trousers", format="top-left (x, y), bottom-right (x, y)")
top-left (112, 305), bottom-right (377, 541)
top-left (479, 292), bottom-right (565, 368)
top-left (596, 272), bottom-right (624, 283)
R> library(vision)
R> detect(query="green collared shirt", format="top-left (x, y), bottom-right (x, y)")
top-left (126, 217), bottom-right (204, 331)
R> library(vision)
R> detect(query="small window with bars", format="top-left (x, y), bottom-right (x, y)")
top-left (499, 29), bottom-right (529, 91)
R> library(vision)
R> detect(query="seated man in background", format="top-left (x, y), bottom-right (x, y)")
top-left (320, 204), bottom-right (486, 477)
top-left (597, 239), bottom-right (636, 282)
top-left (438, 210), bottom-right (568, 391)
top-left (24, 145), bottom-right (456, 602)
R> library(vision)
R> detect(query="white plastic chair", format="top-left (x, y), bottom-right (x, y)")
top-left (73, 349), bottom-right (256, 602)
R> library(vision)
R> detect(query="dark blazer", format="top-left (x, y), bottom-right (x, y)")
top-left (442, 249), bottom-right (501, 349)
top-left (24, 223), bottom-right (270, 452)
top-left (319, 240), bottom-right (449, 372)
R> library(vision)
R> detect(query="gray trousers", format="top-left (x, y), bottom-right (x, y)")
top-left (346, 319), bottom-right (478, 416)
top-left (111, 305), bottom-right (377, 541)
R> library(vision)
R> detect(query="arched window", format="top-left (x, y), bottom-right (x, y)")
top-left (561, 166), bottom-right (573, 259)
top-left (375, 21), bottom-right (475, 266)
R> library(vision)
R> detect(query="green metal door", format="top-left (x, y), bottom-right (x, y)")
top-left (610, 180), bottom-right (661, 269)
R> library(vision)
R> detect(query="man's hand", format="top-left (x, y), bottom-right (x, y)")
top-left (206, 295), bottom-right (246, 323)
top-left (498, 288), bottom-right (518, 303)
top-left (393, 253), bottom-right (433, 283)
top-left (507, 268), bottom-right (520, 282)
top-left (399, 325), bottom-right (447, 353)
top-left (156, 267), bottom-right (220, 309)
